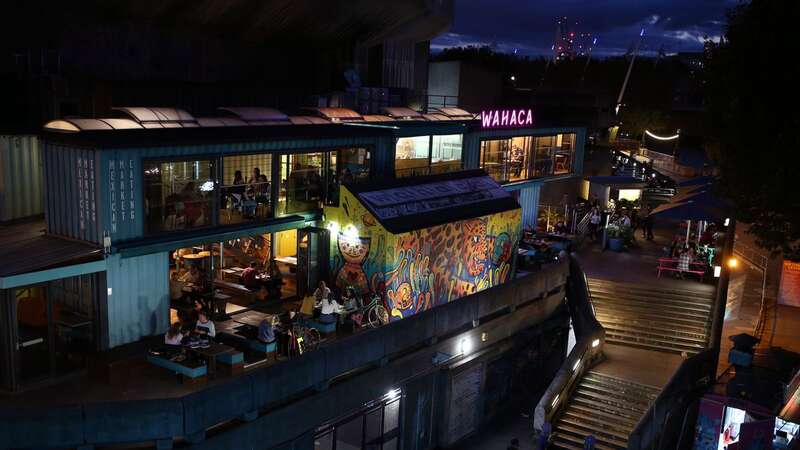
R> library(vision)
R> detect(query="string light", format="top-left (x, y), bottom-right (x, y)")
top-left (645, 130), bottom-right (679, 141)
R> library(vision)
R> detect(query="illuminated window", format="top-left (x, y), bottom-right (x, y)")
top-left (143, 159), bottom-right (214, 234)
top-left (396, 134), bottom-right (463, 177)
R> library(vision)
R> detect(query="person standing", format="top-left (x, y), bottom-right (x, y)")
top-left (588, 207), bottom-right (601, 241)
top-left (643, 204), bottom-right (655, 240)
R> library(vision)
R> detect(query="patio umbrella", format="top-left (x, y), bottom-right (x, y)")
top-left (670, 190), bottom-right (730, 209)
top-left (649, 200), bottom-right (723, 222)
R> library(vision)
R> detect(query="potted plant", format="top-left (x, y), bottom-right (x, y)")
top-left (606, 223), bottom-right (631, 251)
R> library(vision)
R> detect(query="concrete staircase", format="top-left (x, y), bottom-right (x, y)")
top-left (587, 278), bottom-right (714, 355)
top-left (551, 371), bottom-right (660, 450)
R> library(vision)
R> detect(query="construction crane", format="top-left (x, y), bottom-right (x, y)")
top-left (615, 28), bottom-right (646, 116)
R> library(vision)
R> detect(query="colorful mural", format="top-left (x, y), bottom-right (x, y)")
top-left (324, 186), bottom-right (521, 322)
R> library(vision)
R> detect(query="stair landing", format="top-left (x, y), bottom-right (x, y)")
top-left (593, 343), bottom-right (684, 389)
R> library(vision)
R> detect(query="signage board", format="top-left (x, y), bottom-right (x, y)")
top-left (480, 108), bottom-right (534, 129)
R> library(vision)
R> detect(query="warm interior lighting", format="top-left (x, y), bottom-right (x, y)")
top-left (728, 257), bottom-right (738, 268)
top-left (724, 217), bottom-right (730, 226)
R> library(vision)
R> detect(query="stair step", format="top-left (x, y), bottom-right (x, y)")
top-left (565, 403), bottom-right (640, 428)
top-left (592, 300), bottom-right (712, 322)
top-left (550, 438), bottom-right (584, 450)
top-left (603, 328), bottom-right (705, 351)
top-left (587, 278), bottom-right (715, 300)
top-left (593, 309), bottom-right (710, 331)
top-left (570, 397), bottom-right (646, 423)
top-left (573, 389), bottom-right (651, 415)
top-left (598, 322), bottom-right (709, 346)
top-left (579, 377), bottom-right (660, 402)
top-left (589, 290), bottom-right (714, 311)
top-left (594, 313), bottom-right (709, 337)
top-left (551, 431), bottom-right (623, 450)
top-left (559, 415), bottom-right (632, 443)
top-left (555, 424), bottom-right (628, 449)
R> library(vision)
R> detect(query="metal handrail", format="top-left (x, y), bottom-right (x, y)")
top-left (733, 240), bottom-right (771, 344)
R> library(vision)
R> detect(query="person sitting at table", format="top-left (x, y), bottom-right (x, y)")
top-left (195, 310), bottom-right (216, 338)
top-left (316, 295), bottom-right (342, 324)
top-left (677, 248), bottom-right (692, 278)
top-left (164, 322), bottom-right (185, 345)
top-left (180, 264), bottom-right (201, 284)
top-left (257, 316), bottom-right (279, 344)
top-left (240, 261), bottom-right (260, 290)
top-left (314, 281), bottom-right (331, 302)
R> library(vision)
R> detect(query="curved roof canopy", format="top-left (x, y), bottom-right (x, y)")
top-left (218, 107), bottom-right (290, 123)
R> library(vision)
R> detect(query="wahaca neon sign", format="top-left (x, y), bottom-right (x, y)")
top-left (481, 108), bottom-right (534, 128)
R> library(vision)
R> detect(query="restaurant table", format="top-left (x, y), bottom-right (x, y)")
top-left (186, 341), bottom-right (236, 378)
top-left (221, 267), bottom-right (244, 281)
top-left (232, 310), bottom-right (274, 328)
top-left (274, 256), bottom-right (297, 267)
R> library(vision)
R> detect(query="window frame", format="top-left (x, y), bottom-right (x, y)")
top-left (141, 155), bottom-right (220, 236)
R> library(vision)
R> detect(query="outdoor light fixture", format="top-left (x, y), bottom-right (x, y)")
top-left (385, 388), bottom-right (401, 401)
top-left (551, 394), bottom-right (560, 408)
top-left (344, 224), bottom-right (359, 241)
top-left (199, 181), bottom-right (215, 192)
top-left (481, 332), bottom-right (488, 342)
top-left (714, 266), bottom-right (722, 278)
top-left (573, 359), bottom-right (581, 372)
top-left (459, 337), bottom-right (473, 355)
top-left (107, 287), bottom-right (113, 296)
top-left (724, 218), bottom-right (730, 226)
top-left (326, 221), bottom-right (340, 235)
top-left (510, 75), bottom-right (516, 81)
top-left (728, 257), bottom-right (738, 269)
top-left (592, 339), bottom-right (600, 348)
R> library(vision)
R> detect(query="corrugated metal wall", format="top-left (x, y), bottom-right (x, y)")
top-left (517, 183), bottom-right (541, 230)
top-left (105, 252), bottom-right (170, 348)
top-left (0, 135), bottom-right (44, 221)
top-left (43, 143), bottom-right (101, 243)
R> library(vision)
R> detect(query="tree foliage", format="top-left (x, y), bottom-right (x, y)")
top-left (620, 106), bottom-right (668, 139)
top-left (704, 0), bottom-right (800, 260)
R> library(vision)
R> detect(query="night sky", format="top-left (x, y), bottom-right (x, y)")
top-left (432, 0), bottom-right (735, 57)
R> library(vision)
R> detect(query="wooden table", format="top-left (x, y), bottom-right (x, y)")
top-left (186, 341), bottom-right (236, 378)
top-left (233, 310), bottom-right (274, 328)
top-left (274, 256), bottom-right (297, 267)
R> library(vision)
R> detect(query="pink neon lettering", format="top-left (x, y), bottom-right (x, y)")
top-left (500, 110), bottom-right (509, 126)
top-left (482, 111), bottom-right (492, 128)
top-left (491, 110), bottom-right (500, 127)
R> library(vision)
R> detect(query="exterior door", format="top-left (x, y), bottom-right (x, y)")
top-left (14, 286), bottom-right (52, 384)
top-left (297, 227), bottom-right (330, 298)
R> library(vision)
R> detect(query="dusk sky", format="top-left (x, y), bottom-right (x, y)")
top-left (432, 0), bottom-right (736, 57)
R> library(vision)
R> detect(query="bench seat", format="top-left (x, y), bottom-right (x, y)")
top-left (147, 354), bottom-right (207, 383)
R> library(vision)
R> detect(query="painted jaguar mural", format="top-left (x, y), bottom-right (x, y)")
top-left (325, 186), bottom-right (521, 323)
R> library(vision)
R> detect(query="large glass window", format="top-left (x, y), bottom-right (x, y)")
top-left (314, 395), bottom-right (401, 450)
top-left (144, 160), bottom-right (214, 234)
top-left (554, 133), bottom-right (576, 175)
top-left (534, 136), bottom-right (556, 177)
top-left (481, 134), bottom-right (574, 183)
top-left (281, 152), bottom-right (324, 215)
top-left (431, 134), bottom-right (463, 175)
top-left (396, 134), bottom-right (463, 177)
top-left (279, 148), bottom-right (370, 215)
top-left (480, 139), bottom-right (510, 182)
top-left (395, 136), bottom-right (430, 178)
top-left (221, 154), bottom-right (272, 225)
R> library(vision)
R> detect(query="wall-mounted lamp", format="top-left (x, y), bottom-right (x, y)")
top-left (714, 266), bottom-right (722, 278)
top-left (592, 339), bottom-right (600, 348)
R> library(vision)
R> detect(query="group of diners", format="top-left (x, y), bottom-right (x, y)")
top-left (222, 167), bottom-right (270, 218)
